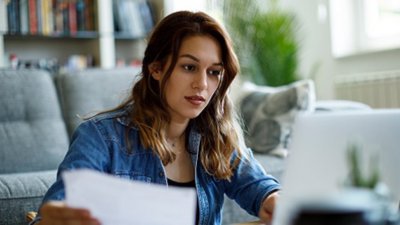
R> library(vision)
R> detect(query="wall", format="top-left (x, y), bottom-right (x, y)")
top-left (279, 0), bottom-right (400, 100)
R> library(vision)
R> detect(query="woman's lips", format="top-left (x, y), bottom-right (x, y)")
top-left (185, 95), bottom-right (205, 106)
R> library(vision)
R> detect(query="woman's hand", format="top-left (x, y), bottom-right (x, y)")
top-left (38, 201), bottom-right (100, 225)
top-left (258, 191), bottom-right (280, 225)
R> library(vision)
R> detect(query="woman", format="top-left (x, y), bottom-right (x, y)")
top-left (32, 11), bottom-right (280, 225)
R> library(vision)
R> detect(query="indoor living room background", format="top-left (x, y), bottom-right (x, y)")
top-left (1, 0), bottom-right (400, 225)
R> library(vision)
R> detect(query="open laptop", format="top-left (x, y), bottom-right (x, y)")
top-left (272, 109), bottom-right (400, 225)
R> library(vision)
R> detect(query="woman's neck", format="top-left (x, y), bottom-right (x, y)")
top-left (166, 120), bottom-right (188, 142)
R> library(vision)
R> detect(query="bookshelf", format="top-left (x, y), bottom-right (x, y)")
top-left (0, 0), bottom-right (160, 71)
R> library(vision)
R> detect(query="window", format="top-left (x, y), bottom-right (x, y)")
top-left (330, 0), bottom-right (400, 58)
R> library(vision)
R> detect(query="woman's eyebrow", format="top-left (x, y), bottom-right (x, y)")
top-left (179, 54), bottom-right (223, 66)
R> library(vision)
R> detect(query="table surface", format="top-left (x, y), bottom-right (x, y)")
top-left (234, 221), bottom-right (264, 225)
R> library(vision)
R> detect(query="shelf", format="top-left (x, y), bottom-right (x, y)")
top-left (0, 0), bottom-right (162, 69)
top-left (113, 32), bottom-right (148, 40)
top-left (4, 32), bottom-right (100, 40)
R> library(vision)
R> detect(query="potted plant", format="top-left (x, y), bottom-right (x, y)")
top-left (223, 0), bottom-right (300, 86)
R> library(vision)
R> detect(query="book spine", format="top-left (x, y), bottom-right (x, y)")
top-left (131, 1), bottom-right (145, 37)
top-left (19, 0), bottom-right (29, 34)
top-left (76, 0), bottom-right (85, 31)
top-left (0, 0), bottom-right (8, 33)
top-left (68, 0), bottom-right (77, 34)
top-left (138, 0), bottom-right (154, 34)
top-left (54, 0), bottom-right (64, 34)
top-left (41, 0), bottom-right (49, 35)
top-left (61, 0), bottom-right (69, 34)
top-left (14, 0), bottom-right (21, 33)
top-left (7, 0), bottom-right (15, 33)
top-left (28, 0), bottom-right (37, 34)
top-left (84, 0), bottom-right (95, 31)
top-left (47, 0), bottom-right (54, 34)
top-left (36, 0), bottom-right (42, 34)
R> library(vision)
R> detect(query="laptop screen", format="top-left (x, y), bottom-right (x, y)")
top-left (272, 109), bottom-right (400, 225)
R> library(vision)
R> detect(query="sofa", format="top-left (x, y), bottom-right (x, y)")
top-left (0, 68), bottom-right (140, 225)
top-left (0, 68), bottom-right (370, 225)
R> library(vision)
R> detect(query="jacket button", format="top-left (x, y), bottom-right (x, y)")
top-left (159, 172), bottom-right (164, 177)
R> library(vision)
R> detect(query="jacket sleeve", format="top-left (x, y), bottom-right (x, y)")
top-left (223, 149), bottom-right (281, 216)
top-left (30, 120), bottom-right (111, 223)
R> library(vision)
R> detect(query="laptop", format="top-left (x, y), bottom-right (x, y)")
top-left (272, 109), bottom-right (400, 225)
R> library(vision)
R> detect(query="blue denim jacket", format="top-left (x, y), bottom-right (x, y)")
top-left (34, 108), bottom-right (280, 225)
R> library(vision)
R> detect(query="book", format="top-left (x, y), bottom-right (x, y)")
top-left (84, 0), bottom-right (95, 31)
top-left (28, 0), bottom-right (37, 34)
top-left (54, 0), bottom-right (66, 34)
top-left (68, 0), bottom-right (77, 34)
top-left (114, 0), bottom-right (147, 37)
top-left (0, 0), bottom-right (9, 33)
top-left (7, 0), bottom-right (18, 33)
top-left (36, 0), bottom-right (42, 33)
top-left (19, 0), bottom-right (29, 34)
top-left (138, 0), bottom-right (154, 34)
top-left (76, 0), bottom-right (85, 31)
top-left (41, 0), bottom-right (53, 35)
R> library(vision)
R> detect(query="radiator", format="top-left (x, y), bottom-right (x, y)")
top-left (334, 70), bottom-right (400, 108)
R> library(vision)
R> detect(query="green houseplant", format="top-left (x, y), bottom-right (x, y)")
top-left (224, 0), bottom-right (300, 86)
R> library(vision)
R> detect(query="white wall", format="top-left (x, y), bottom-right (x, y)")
top-left (280, 0), bottom-right (400, 100)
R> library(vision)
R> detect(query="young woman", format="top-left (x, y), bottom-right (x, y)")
top-left (32, 11), bottom-right (280, 225)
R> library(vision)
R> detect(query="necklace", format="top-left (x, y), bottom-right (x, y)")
top-left (166, 133), bottom-right (184, 148)
top-left (167, 138), bottom-right (179, 147)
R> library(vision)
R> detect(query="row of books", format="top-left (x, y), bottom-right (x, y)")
top-left (113, 0), bottom-right (154, 38)
top-left (4, 0), bottom-right (97, 36)
top-left (2, 0), bottom-right (155, 38)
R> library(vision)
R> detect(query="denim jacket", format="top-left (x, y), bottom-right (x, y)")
top-left (33, 108), bottom-right (280, 225)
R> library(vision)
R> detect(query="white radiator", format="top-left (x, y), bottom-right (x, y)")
top-left (334, 70), bottom-right (400, 108)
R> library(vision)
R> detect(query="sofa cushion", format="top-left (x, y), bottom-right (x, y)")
top-left (236, 80), bottom-right (315, 157)
top-left (56, 67), bottom-right (141, 136)
top-left (0, 170), bottom-right (56, 225)
top-left (0, 69), bottom-right (69, 173)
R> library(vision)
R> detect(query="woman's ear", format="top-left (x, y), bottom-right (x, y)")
top-left (148, 62), bottom-right (162, 80)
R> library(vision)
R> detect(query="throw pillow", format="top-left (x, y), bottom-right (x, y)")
top-left (237, 80), bottom-right (316, 157)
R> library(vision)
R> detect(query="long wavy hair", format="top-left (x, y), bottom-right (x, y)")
top-left (114, 11), bottom-right (247, 180)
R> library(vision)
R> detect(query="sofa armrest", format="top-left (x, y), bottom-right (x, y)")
top-left (0, 170), bottom-right (57, 224)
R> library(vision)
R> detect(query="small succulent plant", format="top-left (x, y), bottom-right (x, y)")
top-left (347, 143), bottom-right (380, 189)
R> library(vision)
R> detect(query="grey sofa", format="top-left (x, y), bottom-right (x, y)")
top-left (0, 68), bottom-right (140, 225)
top-left (0, 68), bottom-right (370, 225)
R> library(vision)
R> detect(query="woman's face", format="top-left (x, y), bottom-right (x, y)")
top-left (152, 35), bottom-right (223, 123)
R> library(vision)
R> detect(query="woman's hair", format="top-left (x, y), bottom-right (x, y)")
top-left (115, 11), bottom-right (246, 180)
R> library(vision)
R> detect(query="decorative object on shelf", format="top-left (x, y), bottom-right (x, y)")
top-left (224, 0), bottom-right (300, 87)
top-left (64, 54), bottom-right (93, 72)
top-left (13, 56), bottom-right (60, 74)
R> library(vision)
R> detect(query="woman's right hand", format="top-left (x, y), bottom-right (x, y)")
top-left (38, 201), bottom-right (100, 225)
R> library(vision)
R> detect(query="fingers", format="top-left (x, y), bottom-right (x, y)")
top-left (39, 201), bottom-right (100, 225)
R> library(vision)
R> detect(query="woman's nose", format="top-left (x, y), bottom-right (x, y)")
top-left (192, 71), bottom-right (208, 90)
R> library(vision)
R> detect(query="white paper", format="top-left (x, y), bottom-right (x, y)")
top-left (62, 169), bottom-right (197, 225)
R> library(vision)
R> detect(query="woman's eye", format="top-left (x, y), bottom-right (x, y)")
top-left (183, 65), bottom-right (196, 72)
top-left (208, 70), bottom-right (222, 76)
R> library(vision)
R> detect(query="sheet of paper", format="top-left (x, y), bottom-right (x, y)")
top-left (62, 169), bottom-right (197, 225)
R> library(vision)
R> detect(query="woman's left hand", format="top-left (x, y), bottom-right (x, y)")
top-left (258, 191), bottom-right (280, 224)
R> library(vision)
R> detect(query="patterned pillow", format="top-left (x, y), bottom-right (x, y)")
top-left (237, 80), bottom-right (316, 157)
